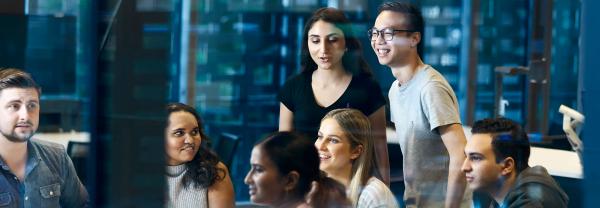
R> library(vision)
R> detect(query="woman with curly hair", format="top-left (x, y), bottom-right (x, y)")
top-left (164, 103), bottom-right (234, 207)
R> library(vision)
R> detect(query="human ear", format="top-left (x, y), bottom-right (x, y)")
top-left (500, 157), bottom-right (515, 176)
top-left (284, 171), bottom-right (300, 192)
top-left (350, 144), bottom-right (363, 160)
top-left (411, 32), bottom-right (421, 48)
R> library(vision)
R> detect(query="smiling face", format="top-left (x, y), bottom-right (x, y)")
top-left (371, 10), bottom-right (419, 68)
top-left (0, 88), bottom-right (40, 143)
top-left (244, 146), bottom-right (288, 206)
top-left (307, 20), bottom-right (346, 71)
top-left (315, 118), bottom-right (360, 177)
top-left (165, 111), bottom-right (202, 166)
top-left (461, 134), bottom-right (504, 192)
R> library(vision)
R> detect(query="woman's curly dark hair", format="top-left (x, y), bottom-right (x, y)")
top-left (166, 103), bottom-right (226, 189)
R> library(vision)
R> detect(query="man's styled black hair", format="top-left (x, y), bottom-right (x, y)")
top-left (378, 1), bottom-right (425, 56)
top-left (471, 117), bottom-right (531, 173)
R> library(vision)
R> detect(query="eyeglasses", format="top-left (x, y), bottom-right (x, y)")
top-left (368, 28), bottom-right (415, 41)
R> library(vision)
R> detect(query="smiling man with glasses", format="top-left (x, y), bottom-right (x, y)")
top-left (370, 2), bottom-right (469, 208)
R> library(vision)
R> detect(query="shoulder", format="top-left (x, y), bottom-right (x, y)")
top-left (358, 177), bottom-right (399, 207)
top-left (417, 66), bottom-right (450, 87)
top-left (419, 67), bottom-right (452, 92)
top-left (506, 182), bottom-right (568, 207)
top-left (362, 177), bottom-right (391, 195)
top-left (30, 139), bottom-right (72, 175)
top-left (216, 162), bottom-right (229, 176)
top-left (208, 162), bottom-right (231, 189)
top-left (279, 73), bottom-right (309, 99)
top-left (31, 139), bottom-right (65, 150)
top-left (283, 73), bottom-right (309, 86)
top-left (422, 65), bottom-right (446, 81)
top-left (30, 139), bottom-right (68, 159)
top-left (419, 76), bottom-right (456, 101)
top-left (207, 162), bottom-right (235, 208)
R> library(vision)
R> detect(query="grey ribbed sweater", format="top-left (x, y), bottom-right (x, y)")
top-left (166, 164), bottom-right (208, 208)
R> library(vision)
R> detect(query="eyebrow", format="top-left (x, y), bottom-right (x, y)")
top-left (309, 33), bottom-right (341, 37)
top-left (466, 152), bottom-right (484, 157)
top-left (7, 100), bottom-right (38, 105)
top-left (6, 100), bottom-right (23, 104)
top-left (324, 134), bottom-right (343, 140)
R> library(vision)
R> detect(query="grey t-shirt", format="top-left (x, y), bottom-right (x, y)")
top-left (388, 65), bottom-right (461, 207)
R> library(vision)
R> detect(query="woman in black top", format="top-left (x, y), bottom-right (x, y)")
top-left (277, 7), bottom-right (389, 184)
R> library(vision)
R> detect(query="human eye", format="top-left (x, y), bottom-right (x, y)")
top-left (172, 130), bottom-right (184, 137)
top-left (383, 29), bottom-right (394, 38)
top-left (252, 165), bottom-right (264, 173)
top-left (329, 138), bottom-right (340, 144)
top-left (27, 102), bottom-right (38, 110)
top-left (327, 36), bottom-right (339, 42)
top-left (7, 103), bottom-right (19, 111)
top-left (310, 37), bottom-right (320, 44)
top-left (470, 155), bottom-right (483, 161)
top-left (191, 128), bottom-right (200, 136)
top-left (369, 29), bottom-right (378, 36)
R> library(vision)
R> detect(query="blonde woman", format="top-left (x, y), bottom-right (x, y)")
top-left (315, 108), bottom-right (398, 208)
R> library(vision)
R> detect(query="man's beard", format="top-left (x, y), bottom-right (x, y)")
top-left (2, 129), bottom-right (35, 143)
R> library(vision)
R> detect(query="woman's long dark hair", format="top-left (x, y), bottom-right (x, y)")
top-left (256, 132), bottom-right (350, 207)
top-left (166, 103), bottom-right (225, 189)
top-left (300, 7), bottom-right (372, 77)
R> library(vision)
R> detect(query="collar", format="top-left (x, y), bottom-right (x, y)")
top-left (0, 141), bottom-right (41, 177)
top-left (25, 141), bottom-right (42, 177)
top-left (0, 156), bottom-right (9, 171)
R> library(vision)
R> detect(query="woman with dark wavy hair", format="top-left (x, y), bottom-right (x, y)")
top-left (244, 131), bottom-right (351, 207)
top-left (164, 103), bottom-right (234, 208)
top-left (278, 7), bottom-right (390, 184)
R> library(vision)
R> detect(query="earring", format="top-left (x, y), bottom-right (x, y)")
top-left (345, 48), bottom-right (348, 52)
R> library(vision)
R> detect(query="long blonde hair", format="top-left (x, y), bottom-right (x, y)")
top-left (321, 108), bottom-right (380, 206)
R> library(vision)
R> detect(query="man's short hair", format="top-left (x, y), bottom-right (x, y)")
top-left (378, 1), bottom-right (425, 55)
top-left (471, 118), bottom-right (530, 173)
top-left (0, 68), bottom-right (41, 95)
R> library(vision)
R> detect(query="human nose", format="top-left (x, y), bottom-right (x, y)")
top-left (315, 139), bottom-right (327, 150)
top-left (320, 39), bottom-right (330, 52)
top-left (184, 133), bottom-right (194, 144)
top-left (461, 158), bottom-right (471, 173)
top-left (18, 106), bottom-right (29, 121)
top-left (244, 170), bottom-right (252, 185)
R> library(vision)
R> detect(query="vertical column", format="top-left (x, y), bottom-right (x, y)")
top-left (94, 0), bottom-right (169, 206)
top-left (581, 0), bottom-right (600, 207)
top-left (458, 0), bottom-right (479, 126)
top-left (0, 0), bottom-right (26, 68)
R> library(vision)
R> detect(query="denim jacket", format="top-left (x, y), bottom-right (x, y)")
top-left (0, 139), bottom-right (89, 208)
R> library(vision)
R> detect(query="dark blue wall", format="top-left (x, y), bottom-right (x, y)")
top-left (581, 0), bottom-right (600, 207)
